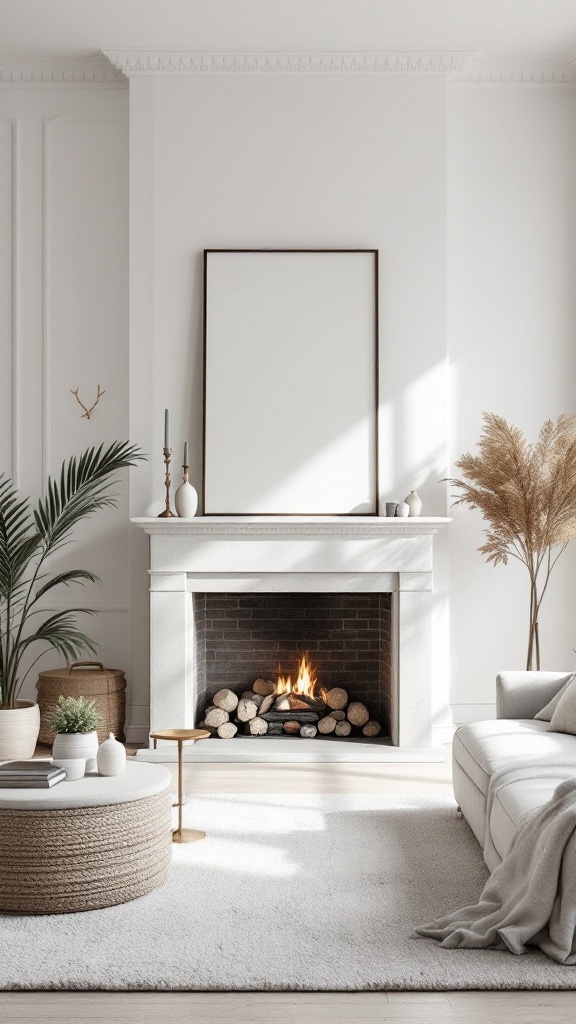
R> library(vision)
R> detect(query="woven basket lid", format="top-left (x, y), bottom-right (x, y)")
top-left (37, 661), bottom-right (125, 687)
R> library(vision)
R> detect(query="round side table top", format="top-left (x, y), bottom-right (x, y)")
top-left (0, 761), bottom-right (170, 810)
top-left (150, 728), bottom-right (211, 742)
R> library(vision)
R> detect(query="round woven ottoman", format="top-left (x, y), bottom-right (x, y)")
top-left (0, 762), bottom-right (172, 914)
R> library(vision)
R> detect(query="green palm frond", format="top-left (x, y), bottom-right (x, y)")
top-left (34, 442), bottom-right (145, 552)
top-left (0, 441), bottom-right (145, 708)
top-left (0, 476), bottom-right (41, 599)
top-left (31, 569), bottom-right (101, 605)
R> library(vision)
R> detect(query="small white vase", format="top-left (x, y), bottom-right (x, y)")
top-left (405, 490), bottom-right (423, 517)
top-left (52, 757), bottom-right (85, 781)
top-left (395, 501), bottom-right (410, 518)
top-left (175, 473), bottom-right (198, 518)
top-left (97, 732), bottom-right (126, 776)
top-left (52, 730), bottom-right (99, 774)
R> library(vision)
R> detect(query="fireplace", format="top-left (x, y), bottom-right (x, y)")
top-left (194, 592), bottom-right (392, 740)
top-left (132, 515), bottom-right (450, 762)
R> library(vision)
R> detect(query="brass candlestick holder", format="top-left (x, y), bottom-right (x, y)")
top-left (158, 447), bottom-right (176, 518)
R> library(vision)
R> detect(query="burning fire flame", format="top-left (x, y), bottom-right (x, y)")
top-left (276, 656), bottom-right (318, 698)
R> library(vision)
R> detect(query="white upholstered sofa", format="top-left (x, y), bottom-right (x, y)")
top-left (453, 671), bottom-right (576, 872)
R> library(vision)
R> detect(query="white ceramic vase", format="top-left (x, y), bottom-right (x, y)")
top-left (175, 473), bottom-right (198, 518)
top-left (52, 730), bottom-right (99, 774)
top-left (97, 732), bottom-right (126, 776)
top-left (0, 701), bottom-right (40, 760)
top-left (405, 490), bottom-right (423, 517)
top-left (395, 501), bottom-right (410, 518)
top-left (53, 758), bottom-right (85, 781)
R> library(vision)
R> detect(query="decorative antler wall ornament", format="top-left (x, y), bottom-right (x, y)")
top-left (70, 385), bottom-right (106, 421)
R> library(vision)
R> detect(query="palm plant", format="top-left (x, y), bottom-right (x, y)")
top-left (0, 442), bottom-right (145, 709)
top-left (448, 413), bottom-right (576, 671)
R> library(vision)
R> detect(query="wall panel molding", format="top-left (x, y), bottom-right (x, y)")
top-left (0, 117), bottom-right (20, 485)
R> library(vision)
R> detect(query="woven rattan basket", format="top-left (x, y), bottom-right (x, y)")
top-left (36, 661), bottom-right (126, 745)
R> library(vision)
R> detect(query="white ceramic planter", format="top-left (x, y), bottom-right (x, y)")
top-left (97, 732), bottom-right (127, 776)
top-left (0, 701), bottom-right (41, 760)
top-left (52, 730), bottom-right (99, 773)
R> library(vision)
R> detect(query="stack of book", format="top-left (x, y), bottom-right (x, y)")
top-left (0, 760), bottom-right (66, 788)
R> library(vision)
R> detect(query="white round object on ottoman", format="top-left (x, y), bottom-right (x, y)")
top-left (97, 732), bottom-right (127, 776)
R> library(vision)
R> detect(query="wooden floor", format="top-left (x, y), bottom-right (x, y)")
top-left (4, 753), bottom-right (576, 1023)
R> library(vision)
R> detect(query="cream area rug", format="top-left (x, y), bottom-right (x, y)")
top-left (2, 793), bottom-right (575, 990)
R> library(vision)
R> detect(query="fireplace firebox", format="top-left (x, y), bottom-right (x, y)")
top-left (194, 592), bottom-right (392, 739)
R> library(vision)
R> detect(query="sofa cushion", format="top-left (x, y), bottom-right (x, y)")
top-left (549, 675), bottom-right (576, 735)
top-left (453, 719), bottom-right (576, 796)
top-left (490, 774), bottom-right (575, 860)
top-left (535, 673), bottom-right (576, 721)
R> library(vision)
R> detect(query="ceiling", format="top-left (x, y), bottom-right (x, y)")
top-left (1, 0), bottom-right (576, 62)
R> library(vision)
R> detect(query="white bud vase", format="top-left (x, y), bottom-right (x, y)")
top-left (97, 732), bottom-right (126, 777)
top-left (395, 501), bottom-right (410, 518)
top-left (175, 471), bottom-right (198, 518)
top-left (405, 490), bottom-right (423, 517)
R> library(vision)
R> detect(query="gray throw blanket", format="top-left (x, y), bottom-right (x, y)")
top-left (415, 768), bottom-right (576, 964)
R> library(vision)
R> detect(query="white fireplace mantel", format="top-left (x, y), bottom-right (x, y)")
top-left (132, 516), bottom-right (450, 759)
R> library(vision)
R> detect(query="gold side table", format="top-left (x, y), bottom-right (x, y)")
top-left (149, 728), bottom-right (211, 844)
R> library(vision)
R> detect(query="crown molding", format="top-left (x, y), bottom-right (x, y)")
top-left (102, 49), bottom-right (477, 77)
top-left (453, 55), bottom-right (576, 86)
top-left (0, 55), bottom-right (126, 87)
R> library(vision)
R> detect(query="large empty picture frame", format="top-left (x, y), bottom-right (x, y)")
top-left (203, 249), bottom-right (379, 515)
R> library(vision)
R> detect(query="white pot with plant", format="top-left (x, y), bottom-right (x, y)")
top-left (50, 695), bottom-right (101, 776)
top-left (0, 442), bottom-right (144, 760)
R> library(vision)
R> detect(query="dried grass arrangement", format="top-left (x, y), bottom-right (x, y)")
top-left (448, 413), bottom-right (576, 670)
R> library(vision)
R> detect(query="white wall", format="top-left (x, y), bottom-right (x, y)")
top-left (2, 68), bottom-right (576, 739)
top-left (0, 86), bottom-right (131, 712)
top-left (127, 73), bottom-right (452, 739)
top-left (448, 86), bottom-right (576, 722)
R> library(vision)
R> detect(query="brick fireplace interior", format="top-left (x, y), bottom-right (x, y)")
top-left (193, 592), bottom-right (393, 739)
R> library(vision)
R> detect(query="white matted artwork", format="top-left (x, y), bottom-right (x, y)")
top-left (203, 249), bottom-right (379, 515)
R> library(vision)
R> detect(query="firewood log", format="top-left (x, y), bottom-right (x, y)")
top-left (363, 721), bottom-right (382, 737)
top-left (237, 697), bottom-right (259, 722)
top-left (283, 720), bottom-right (301, 734)
top-left (217, 722), bottom-right (238, 739)
top-left (241, 691), bottom-right (257, 700)
top-left (330, 710), bottom-right (346, 721)
top-left (253, 678), bottom-right (276, 697)
top-left (300, 724), bottom-right (318, 738)
top-left (213, 688), bottom-right (238, 713)
top-left (317, 715), bottom-right (337, 734)
top-left (259, 694), bottom-right (275, 715)
top-left (197, 720), bottom-right (217, 736)
top-left (273, 694), bottom-right (291, 711)
top-left (262, 711), bottom-right (318, 723)
top-left (249, 716), bottom-right (268, 736)
top-left (335, 720), bottom-right (352, 737)
top-left (205, 706), bottom-right (229, 729)
top-left (347, 702), bottom-right (369, 727)
top-left (251, 693), bottom-right (264, 708)
top-left (325, 687), bottom-right (348, 710)
top-left (267, 722), bottom-right (283, 735)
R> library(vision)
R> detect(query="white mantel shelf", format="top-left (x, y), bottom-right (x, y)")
top-left (132, 516), bottom-right (451, 535)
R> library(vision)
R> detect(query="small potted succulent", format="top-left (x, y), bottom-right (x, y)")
top-left (50, 695), bottom-right (101, 780)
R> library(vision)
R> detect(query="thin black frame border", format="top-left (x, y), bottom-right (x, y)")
top-left (202, 248), bottom-right (379, 516)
